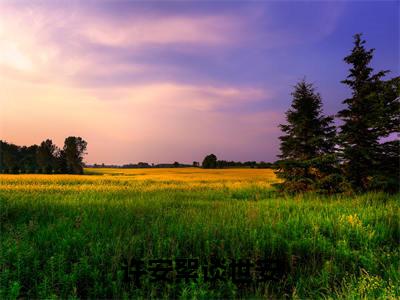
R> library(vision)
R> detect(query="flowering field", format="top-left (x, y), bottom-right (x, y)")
top-left (0, 168), bottom-right (277, 192)
top-left (0, 168), bottom-right (399, 298)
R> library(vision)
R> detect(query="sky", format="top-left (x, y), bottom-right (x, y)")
top-left (0, 0), bottom-right (398, 164)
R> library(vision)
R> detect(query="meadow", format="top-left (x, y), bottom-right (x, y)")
top-left (0, 168), bottom-right (399, 299)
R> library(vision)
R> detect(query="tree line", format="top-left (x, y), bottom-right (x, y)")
top-left (201, 154), bottom-right (273, 169)
top-left (0, 136), bottom-right (87, 174)
top-left (89, 159), bottom-right (273, 169)
top-left (275, 34), bottom-right (399, 193)
top-left (89, 162), bottom-right (193, 168)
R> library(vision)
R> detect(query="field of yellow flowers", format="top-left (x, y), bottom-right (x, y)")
top-left (0, 168), bottom-right (399, 298)
top-left (0, 168), bottom-right (278, 192)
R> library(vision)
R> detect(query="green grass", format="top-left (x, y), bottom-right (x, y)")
top-left (0, 170), bottom-right (399, 299)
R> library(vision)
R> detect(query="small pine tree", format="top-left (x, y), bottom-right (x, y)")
top-left (276, 79), bottom-right (338, 192)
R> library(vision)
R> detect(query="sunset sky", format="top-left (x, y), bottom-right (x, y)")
top-left (0, 1), bottom-right (398, 164)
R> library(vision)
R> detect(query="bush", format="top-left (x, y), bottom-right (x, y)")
top-left (274, 178), bottom-right (315, 194)
top-left (315, 174), bottom-right (352, 194)
top-left (368, 175), bottom-right (400, 194)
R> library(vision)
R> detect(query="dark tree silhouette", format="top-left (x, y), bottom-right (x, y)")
top-left (0, 141), bottom-right (20, 173)
top-left (276, 79), bottom-right (337, 192)
top-left (55, 149), bottom-right (68, 174)
top-left (202, 154), bottom-right (217, 169)
top-left (1, 137), bottom-right (87, 175)
top-left (338, 33), bottom-right (398, 191)
top-left (63, 136), bottom-right (87, 174)
top-left (369, 77), bottom-right (400, 192)
top-left (20, 145), bottom-right (39, 173)
top-left (37, 139), bottom-right (57, 174)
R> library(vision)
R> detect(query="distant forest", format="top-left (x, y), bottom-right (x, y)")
top-left (0, 137), bottom-right (87, 174)
top-left (0, 138), bottom-right (273, 173)
top-left (0, 34), bottom-right (399, 193)
top-left (87, 159), bottom-right (273, 169)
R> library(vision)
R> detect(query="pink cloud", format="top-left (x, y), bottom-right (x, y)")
top-left (0, 2), bottom-right (290, 163)
top-left (0, 3), bottom-right (245, 86)
top-left (81, 15), bottom-right (241, 48)
top-left (0, 77), bottom-right (278, 163)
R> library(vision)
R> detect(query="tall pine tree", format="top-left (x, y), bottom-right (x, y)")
top-left (276, 79), bottom-right (337, 192)
top-left (369, 76), bottom-right (399, 192)
top-left (338, 33), bottom-right (398, 191)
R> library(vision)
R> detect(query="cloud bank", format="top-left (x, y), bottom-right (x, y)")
top-left (3, 1), bottom-right (396, 163)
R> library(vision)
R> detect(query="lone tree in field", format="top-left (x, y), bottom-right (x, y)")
top-left (277, 79), bottom-right (337, 192)
top-left (63, 136), bottom-right (87, 174)
top-left (338, 33), bottom-right (399, 191)
top-left (202, 154), bottom-right (217, 169)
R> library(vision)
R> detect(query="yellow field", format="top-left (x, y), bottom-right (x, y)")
top-left (0, 167), bottom-right (279, 192)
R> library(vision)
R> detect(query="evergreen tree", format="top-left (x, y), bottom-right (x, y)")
top-left (370, 76), bottom-right (399, 192)
top-left (375, 76), bottom-right (400, 136)
top-left (276, 79), bottom-right (338, 192)
top-left (337, 33), bottom-right (397, 191)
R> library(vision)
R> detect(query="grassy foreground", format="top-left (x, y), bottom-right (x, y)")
top-left (0, 168), bottom-right (399, 299)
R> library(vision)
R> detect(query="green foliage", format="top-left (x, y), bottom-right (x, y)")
top-left (274, 156), bottom-right (350, 194)
top-left (315, 173), bottom-right (352, 195)
top-left (368, 174), bottom-right (400, 195)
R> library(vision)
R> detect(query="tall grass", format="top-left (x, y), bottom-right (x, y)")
top-left (0, 168), bottom-right (399, 298)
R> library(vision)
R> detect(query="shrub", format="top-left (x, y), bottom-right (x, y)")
top-left (315, 174), bottom-right (352, 194)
